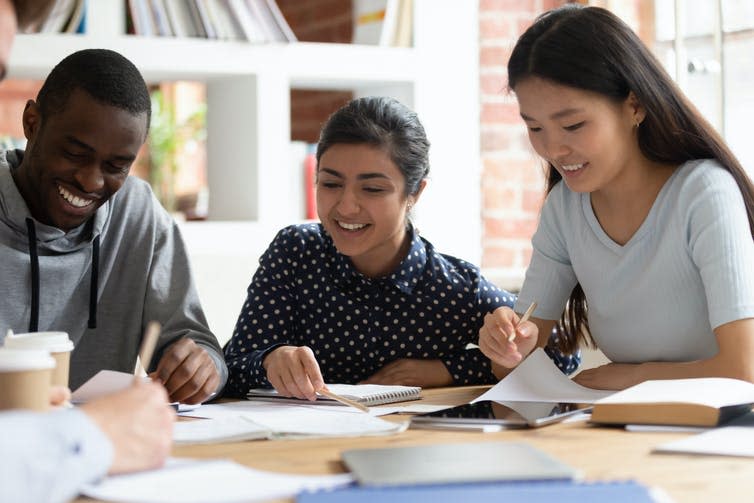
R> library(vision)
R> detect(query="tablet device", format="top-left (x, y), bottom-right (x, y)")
top-left (341, 441), bottom-right (578, 486)
top-left (410, 400), bottom-right (590, 431)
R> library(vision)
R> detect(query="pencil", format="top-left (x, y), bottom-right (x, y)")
top-left (318, 388), bottom-right (369, 413)
top-left (509, 301), bottom-right (538, 342)
top-left (135, 321), bottom-right (161, 381)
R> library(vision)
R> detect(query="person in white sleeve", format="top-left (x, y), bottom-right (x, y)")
top-left (479, 5), bottom-right (754, 390)
top-left (0, 2), bottom-right (174, 503)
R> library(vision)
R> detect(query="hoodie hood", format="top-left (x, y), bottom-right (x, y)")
top-left (1, 149), bottom-right (107, 330)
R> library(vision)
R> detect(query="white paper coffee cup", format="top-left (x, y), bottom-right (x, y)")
top-left (4, 331), bottom-right (74, 387)
top-left (0, 348), bottom-right (55, 411)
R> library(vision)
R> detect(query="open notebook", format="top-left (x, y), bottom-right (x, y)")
top-left (247, 384), bottom-right (421, 406)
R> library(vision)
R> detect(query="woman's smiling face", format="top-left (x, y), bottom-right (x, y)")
top-left (515, 76), bottom-right (644, 195)
top-left (316, 143), bottom-right (421, 278)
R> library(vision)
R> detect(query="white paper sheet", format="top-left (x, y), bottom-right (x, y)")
top-left (71, 370), bottom-right (146, 403)
top-left (81, 458), bottom-right (354, 503)
top-left (471, 348), bottom-right (614, 404)
top-left (173, 416), bottom-right (270, 444)
top-left (71, 370), bottom-right (203, 413)
top-left (176, 400), bottom-right (405, 437)
top-left (654, 426), bottom-right (754, 457)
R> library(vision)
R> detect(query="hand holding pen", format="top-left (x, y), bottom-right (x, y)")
top-left (476, 301), bottom-right (539, 369)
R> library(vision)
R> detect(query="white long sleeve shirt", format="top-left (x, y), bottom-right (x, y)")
top-left (0, 408), bottom-right (113, 503)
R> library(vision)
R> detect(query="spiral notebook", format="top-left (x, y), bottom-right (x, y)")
top-left (246, 384), bottom-right (422, 406)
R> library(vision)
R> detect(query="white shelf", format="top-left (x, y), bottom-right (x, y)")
top-left (7, 0), bottom-right (481, 340)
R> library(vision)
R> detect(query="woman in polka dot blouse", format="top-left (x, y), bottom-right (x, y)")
top-left (223, 97), bottom-right (579, 400)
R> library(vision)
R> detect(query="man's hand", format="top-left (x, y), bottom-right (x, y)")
top-left (263, 345), bottom-right (324, 401)
top-left (81, 381), bottom-right (174, 475)
top-left (360, 359), bottom-right (453, 388)
top-left (151, 338), bottom-right (220, 404)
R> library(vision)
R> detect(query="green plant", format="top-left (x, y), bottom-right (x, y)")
top-left (148, 88), bottom-right (206, 212)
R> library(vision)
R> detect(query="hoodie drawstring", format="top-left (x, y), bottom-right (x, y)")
top-left (25, 218), bottom-right (100, 331)
top-left (25, 218), bottom-right (39, 332)
top-left (88, 235), bottom-right (99, 329)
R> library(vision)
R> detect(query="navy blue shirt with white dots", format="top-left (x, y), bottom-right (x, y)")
top-left (224, 224), bottom-right (579, 397)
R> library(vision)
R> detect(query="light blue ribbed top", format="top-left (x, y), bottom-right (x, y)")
top-left (515, 159), bottom-right (754, 363)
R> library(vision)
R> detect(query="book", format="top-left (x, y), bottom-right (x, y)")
top-left (352, 0), bottom-right (399, 46)
top-left (246, 383), bottom-right (422, 406)
top-left (341, 442), bottom-right (576, 486)
top-left (590, 377), bottom-right (754, 427)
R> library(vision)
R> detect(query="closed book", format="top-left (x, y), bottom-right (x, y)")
top-left (590, 377), bottom-right (754, 427)
top-left (247, 383), bottom-right (421, 406)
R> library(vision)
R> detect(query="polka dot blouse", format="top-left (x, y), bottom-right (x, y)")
top-left (223, 224), bottom-right (579, 397)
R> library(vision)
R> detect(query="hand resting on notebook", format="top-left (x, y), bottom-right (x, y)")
top-left (263, 345), bottom-right (451, 400)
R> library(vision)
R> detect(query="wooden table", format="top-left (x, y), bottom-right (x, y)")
top-left (86, 386), bottom-right (754, 502)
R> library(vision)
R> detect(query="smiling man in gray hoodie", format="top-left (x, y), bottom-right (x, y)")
top-left (0, 48), bottom-right (226, 404)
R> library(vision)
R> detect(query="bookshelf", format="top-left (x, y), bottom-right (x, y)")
top-left (7, 0), bottom-right (480, 343)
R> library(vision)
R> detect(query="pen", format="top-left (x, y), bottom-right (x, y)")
top-left (135, 321), bottom-right (161, 381)
top-left (509, 301), bottom-right (538, 342)
top-left (318, 388), bottom-right (370, 413)
top-left (465, 300), bottom-right (538, 349)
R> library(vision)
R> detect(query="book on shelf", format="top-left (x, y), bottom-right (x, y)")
top-left (590, 377), bottom-right (754, 427)
top-left (37, 0), bottom-right (77, 33)
top-left (124, 0), bottom-right (296, 42)
top-left (64, 0), bottom-right (86, 33)
top-left (228, 0), bottom-right (266, 43)
top-left (149, 0), bottom-right (174, 37)
top-left (164, 0), bottom-right (201, 38)
top-left (247, 383), bottom-right (422, 406)
top-left (352, 0), bottom-right (411, 46)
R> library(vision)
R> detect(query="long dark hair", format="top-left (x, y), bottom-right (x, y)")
top-left (508, 5), bottom-right (754, 353)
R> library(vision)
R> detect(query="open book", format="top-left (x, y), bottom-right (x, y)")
top-left (246, 383), bottom-right (421, 406)
top-left (590, 377), bottom-right (754, 427)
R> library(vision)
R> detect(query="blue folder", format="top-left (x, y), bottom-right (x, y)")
top-left (297, 480), bottom-right (657, 503)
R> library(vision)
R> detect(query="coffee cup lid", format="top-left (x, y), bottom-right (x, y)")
top-left (4, 331), bottom-right (74, 352)
top-left (0, 348), bottom-right (56, 371)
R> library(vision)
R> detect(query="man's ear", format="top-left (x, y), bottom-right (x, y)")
top-left (22, 100), bottom-right (42, 141)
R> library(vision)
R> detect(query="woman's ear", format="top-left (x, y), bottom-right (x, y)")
top-left (626, 92), bottom-right (646, 126)
top-left (410, 179), bottom-right (428, 207)
top-left (22, 100), bottom-right (42, 141)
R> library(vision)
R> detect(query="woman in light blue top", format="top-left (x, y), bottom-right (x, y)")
top-left (479, 5), bottom-right (754, 390)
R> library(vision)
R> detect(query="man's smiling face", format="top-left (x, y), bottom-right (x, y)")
top-left (16, 88), bottom-right (148, 231)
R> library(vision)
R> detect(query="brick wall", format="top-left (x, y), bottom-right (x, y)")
top-left (0, 80), bottom-right (42, 141)
top-left (479, 0), bottom-right (569, 290)
top-left (278, 0), bottom-right (354, 143)
top-left (478, 0), bottom-right (648, 290)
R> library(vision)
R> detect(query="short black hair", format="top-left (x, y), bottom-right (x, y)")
top-left (36, 49), bottom-right (151, 130)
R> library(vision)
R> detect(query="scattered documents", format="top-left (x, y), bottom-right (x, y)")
top-left (654, 426), bottom-right (754, 458)
top-left (591, 378), bottom-right (754, 427)
top-left (173, 416), bottom-right (270, 444)
top-left (471, 348), bottom-right (613, 404)
top-left (71, 369), bottom-right (201, 413)
top-left (175, 400), bottom-right (405, 439)
top-left (81, 458), bottom-right (353, 503)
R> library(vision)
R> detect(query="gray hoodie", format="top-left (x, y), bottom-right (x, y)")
top-left (0, 149), bottom-right (227, 391)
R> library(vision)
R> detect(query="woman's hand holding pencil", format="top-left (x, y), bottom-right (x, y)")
top-left (477, 302), bottom-right (539, 370)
